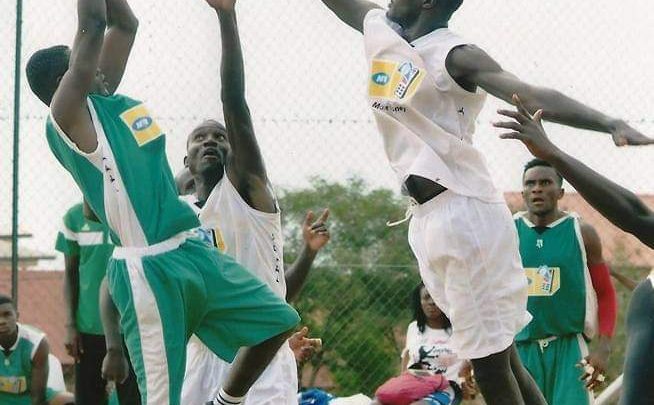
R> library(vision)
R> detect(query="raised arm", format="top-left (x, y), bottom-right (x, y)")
top-left (50, 0), bottom-right (108, 153)
top-left (319, 0), bottom-right (382, 33)
top-left (286, 210), bottom-right (330, 302)
top-left (447, 46), bottom-right (653, 146)
top-left (496, 98), bottom-right (654, 248)
top-left (98, 0), bottom-right (139, 94)
top-left (205, 0), bottom-right (276, 213)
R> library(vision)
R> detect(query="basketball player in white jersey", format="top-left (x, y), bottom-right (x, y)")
top-left (317, 1), bottom-right (652, 404)
top-left (180, 1), bottom-right (329, 404)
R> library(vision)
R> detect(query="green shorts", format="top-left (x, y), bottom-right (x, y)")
top-left (517, 334), bottom-right (592, 405)
top-left (107, 236), bottom-right (300, 405)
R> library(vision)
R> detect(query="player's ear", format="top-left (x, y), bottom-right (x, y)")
top-left (558, 187), bottom-right (565, 200)
top-left (183, 156), bottom-right (188, 167)
top-left (423, 0), bottom-right (436, 10)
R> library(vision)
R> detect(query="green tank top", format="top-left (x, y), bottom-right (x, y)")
top-left (55, 203), bottom-right (113, 334)
top-left (0, 324), bottom-right (44, 405)
top-left (514, 213), bottom-right (589, 341)
top-left (46, 94), bottom-right (199, 246)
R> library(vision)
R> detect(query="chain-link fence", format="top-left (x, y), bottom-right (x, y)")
top-left (2, 0), bottom-right (654, 400)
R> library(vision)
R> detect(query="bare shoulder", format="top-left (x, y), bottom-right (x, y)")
top-left (446, 44), bottom-right (498, 76)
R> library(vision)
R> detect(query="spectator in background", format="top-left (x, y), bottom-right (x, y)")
top-left (372, 283), bottom-right (478, 405)
top-left (0, 294), bottom-right (75, 405)
top-left (56, 201), bottom-right (139, 404)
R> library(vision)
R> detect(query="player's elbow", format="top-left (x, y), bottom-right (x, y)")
top-left (112, 15), bottom-right (139, 34)
top-left (80, 13), bottom-right (108, 36)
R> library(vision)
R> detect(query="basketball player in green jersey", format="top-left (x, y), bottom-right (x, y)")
top-left (514, 159), bottom-right (617, 404)
top-left (497, 97), bottom-right (653, 404)
top-left (25, 0), bottom-right (299, 404)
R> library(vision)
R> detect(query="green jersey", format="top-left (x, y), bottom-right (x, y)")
top-left (514, 212), bottom-right (597, 341)
top-left (46, 94), bottom-right (198, 247)
top-left (55, 203), bottom-right (113, 335)
top-left (0, 324), bottom-right (45, 405)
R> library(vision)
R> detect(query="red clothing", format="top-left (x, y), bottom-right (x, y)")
top-left (589, 262), bottom-right (617, 337)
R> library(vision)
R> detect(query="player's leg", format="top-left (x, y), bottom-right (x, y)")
top-left (75, 333), bottom-right (108, 404)
top-left (181, 336), bottom-right (230, 404)
top-left (108, 253), bottom-right (200, 405)
top-left (549, 335), bottom-right (592, 405)
top-left (189, 239), bottom-right (299, 403)
top-left (620, 279), bottom-right (654, 405)
top-left (511, 343), bottom-right (549, 404)
top-left (239, 343), bottom-right (298, 405)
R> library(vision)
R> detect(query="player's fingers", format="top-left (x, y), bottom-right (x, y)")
top-left (497, 109), bottom-right (528, 124)
top-left (513, 94), bottom-right (533, 118)
top-left (298, 326), bottom-right (309, 337)
top-left (303, 211), bottom-right (314, 227)
top-left (318, 208), bottom-right (330, 223)
top-left (498, 132), bottom-right (524, 141)
top-left (493, 121), bottom-right (523, 132)
top-left (533, 109), bottom-right (544, 125)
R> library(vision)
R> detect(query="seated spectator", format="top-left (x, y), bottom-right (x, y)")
top-left (0, 294), bottom-right (75, 405)
top-left (371, 283), bottom-right (478, 405)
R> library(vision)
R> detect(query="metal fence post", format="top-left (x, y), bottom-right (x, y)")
top-left (11, 0), bottom-right (24, 307)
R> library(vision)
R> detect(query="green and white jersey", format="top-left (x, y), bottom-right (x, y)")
top-left (514, 212), bottom-right (598, 341)
top-left (46, 94), bottom-right (199, 247)
top-left (55, 202), bottom-right (113, 335)
top-left (0, 324), bottom-right (44, 405)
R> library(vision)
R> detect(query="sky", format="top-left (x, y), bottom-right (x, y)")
top-left (1, 0), bottom-right (653, 268)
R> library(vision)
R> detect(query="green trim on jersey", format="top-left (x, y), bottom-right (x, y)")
top-left (55, 203), bottom-right (113, 334)
top-left (46, 94), bottom-right (199, 246)
top-left (515, 213), bottom-right (588, 341)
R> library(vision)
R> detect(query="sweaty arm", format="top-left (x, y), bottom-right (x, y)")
top-left (581, 223), bottom-right (617, 338)
top-left (50, 0), bottom-right (108, 153)
top-left (319, 0), bottom-right (382, 33)
top-left (214, 5), bottom-right (276, 213)
top-left (31, 339), bottom-right (50, 405)
top-left (446, 45), bottom-right (652, 145)
top-left (99, 0), bottom-right (139, 94)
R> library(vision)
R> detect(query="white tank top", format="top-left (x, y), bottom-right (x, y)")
top-left (181, 175), bottom-right (287, 299)
top-left (364, 9), bottom-right (503, 202)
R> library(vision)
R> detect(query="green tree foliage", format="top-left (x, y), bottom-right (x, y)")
top-left (279, 177), bottom-right (420, 396)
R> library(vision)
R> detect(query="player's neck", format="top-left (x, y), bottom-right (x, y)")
top-left (527, 209), bottom-right (565, 227)
top-left (402, 17), bottom-right (448, 43)
top-left (194, 170), bottom-right (223, 204)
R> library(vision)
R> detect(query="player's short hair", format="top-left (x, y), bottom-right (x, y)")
top-left (441, 0), bottom-right (464, 18)
top-left (523, 158), bottom-right (564, 187)
top-left (26, 45), bottom-right (70, 105)
top-left (0, 294), bottom-right (15, 308)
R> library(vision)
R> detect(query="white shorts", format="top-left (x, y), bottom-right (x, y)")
top-left (408, 191), bottom-right (531, 360)
top-left (181, 336), bottom-right (299, 405)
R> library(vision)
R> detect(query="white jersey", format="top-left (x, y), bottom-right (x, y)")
top-left (183, 175), bottom-right (286, 298)
top-left (364, 9), bottom-right (503, 203)
top-left (181, 175), bottom-right (297, 405)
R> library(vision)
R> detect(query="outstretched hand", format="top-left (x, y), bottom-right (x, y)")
top-left (303, 209), bottom-right (331, 253)
top-left (610, 119), bottom-right (654, 146)
top-left (204, 0), bottom-right (236, 12)
top-left (289, 326), bottom-right (322, 363)
top-left (494, 94), bottom-right (560, 161)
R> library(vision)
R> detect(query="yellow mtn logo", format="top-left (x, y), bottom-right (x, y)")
top-left (369, 59), bottom-right (425, 101)
top-left (120, 104), bottom-right (163, 146)
top-left (525, 266), bottom-right (561, 297)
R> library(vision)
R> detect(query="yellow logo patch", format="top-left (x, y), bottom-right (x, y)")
top-left (369, 59), bottom-right (425, 100)
top-left (120, 104), bottom-right (163, 146)
top-left (0, 376), bottom-right (27, 394)
top-left (525, 266), bottom-right (561, 297)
